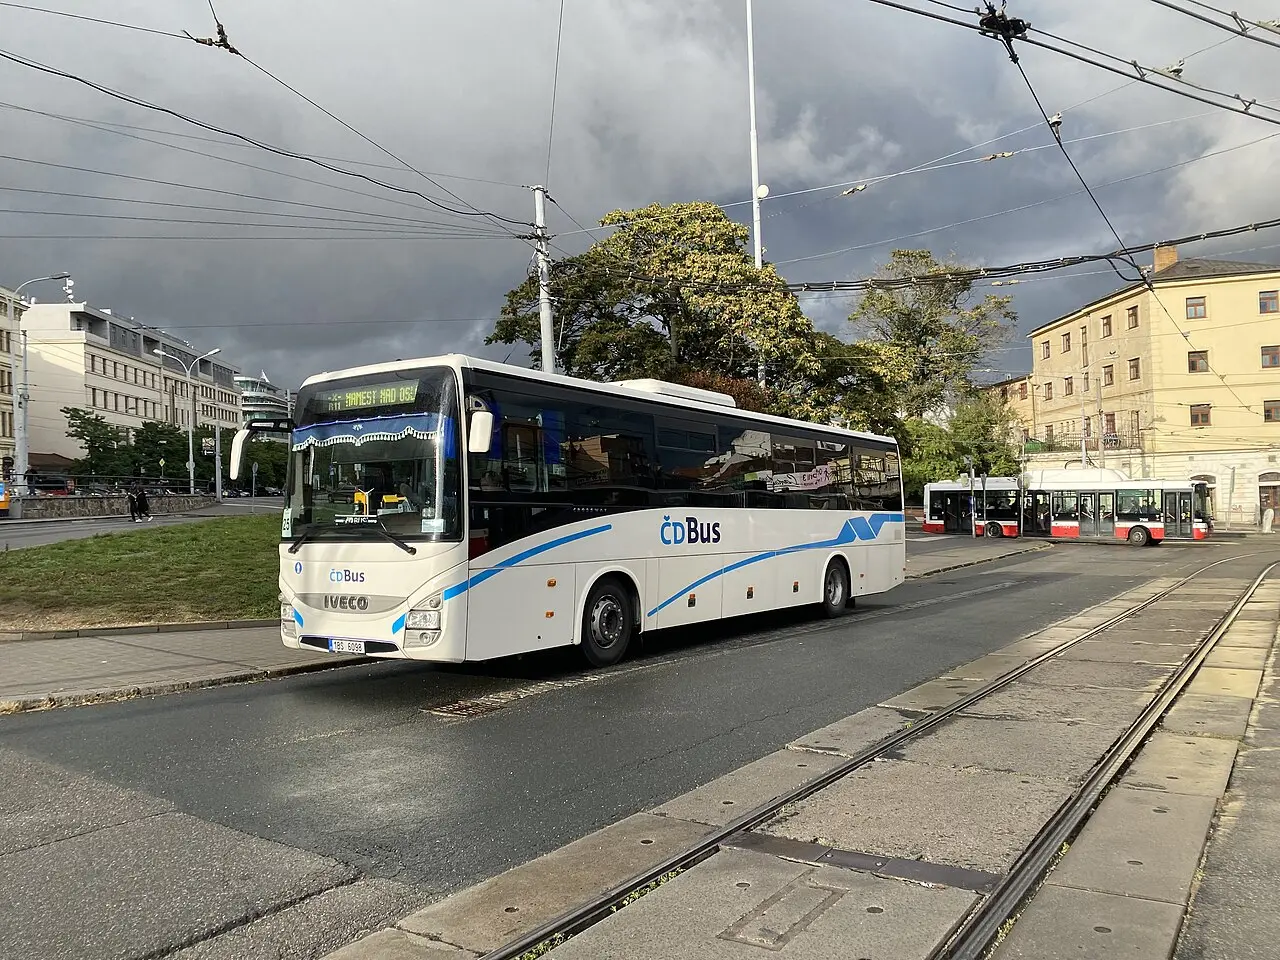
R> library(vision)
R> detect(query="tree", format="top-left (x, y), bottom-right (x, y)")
top-left (61, 408), bottom-right (133, 478)
top-left (487, 201), bottom-right (821, 392)
top-left (848, 249), bottom-right (1017, 420)
top-left (896, 393), bottom-right (1022, 500)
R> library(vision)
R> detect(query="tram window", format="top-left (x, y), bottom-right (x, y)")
top-left (1116, 489), bottom-right (1158, 521)
top-left (1053, 491), bottom-right (1079, 518)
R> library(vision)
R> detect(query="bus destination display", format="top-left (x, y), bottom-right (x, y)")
top-left (316, 381), bottom-right (418, 413)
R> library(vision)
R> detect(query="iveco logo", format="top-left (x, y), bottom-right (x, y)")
top-left (324, 595), bottom-right (370, 611)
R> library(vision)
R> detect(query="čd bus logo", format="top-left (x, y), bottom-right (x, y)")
top-left (329, 569), bottom-right (366, 583)
top-left (660, 515), bottom-right (722, 546)
top-left (325, 595), bottom-right (370, 611)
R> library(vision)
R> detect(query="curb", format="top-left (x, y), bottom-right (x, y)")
top-left (0, 619), bottom-right (278, 644)
top-left (905, 542), bottom-right (1051, 580)
top-left (0, 657), bottom-right (357, 715)
top-left (0, 506), bottom-right (221, 526)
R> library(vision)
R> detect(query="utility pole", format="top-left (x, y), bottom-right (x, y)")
top-left (532, 185), bottom-right (556, 375)
top-left (8, 272), bottom-right (70, 499)
top-left (746, 0), bottom-right (767, 386)
top-left (214, 423), bottom-right (223, 502)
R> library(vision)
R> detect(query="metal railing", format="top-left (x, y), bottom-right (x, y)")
top-left (1024, 431), bottom-right (1141, 454)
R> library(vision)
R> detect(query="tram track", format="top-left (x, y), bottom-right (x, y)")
top-left (478, 552), bottom-right (1279, 960)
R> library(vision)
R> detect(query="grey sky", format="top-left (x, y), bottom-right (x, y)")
top-left (2, 0), bottom-right (1278, 390)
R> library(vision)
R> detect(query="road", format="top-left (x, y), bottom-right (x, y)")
top-left (0, 497), bottom-right (283, 549)
top-left (0, 540), bottom-right (1247, 960)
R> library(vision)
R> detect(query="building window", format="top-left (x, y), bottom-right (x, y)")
top-left (1104, 412), bottom-right (1116, 434)
top-left (1045, 424), bottom-right (1054, 442)
top-left (1064, 377), bottom-right (1074, 396)
top-left (1041, 340), bottom-right (1050, 360)
top-left (1263, 345), bottom-right (1280, 368)
top-left (1265, 399), bottom-right (1280, 423)
top-left (1019, 381), bottom-right (1028, 400)
top-left (1128, 358), bottom-right (1141, 380)
top-left (1082, 416), bottom-right (1091, 437)
top-left (1261, 291), bottom-right (1279, 314)
top-left (1062, 332), bottom-right (1071, 352)
top-left (1186, 296), bottom-right (1207, 319)
top-left (1190, 404), bottom-right (1211, 426)
top-left (1127, 306), bottom-right (1139, 329)
top-left (999, 386), bottom-right (1008, 401)
top-left (1083, 373), bottom-right (1090, 393)
top-left (1044, 382), bottom-right (1054, 400)
top-left (1130, 411), bottom-right (1141, 436)
top-left (1101, 315), bottom-right (1112, 337)
top-left (1103, 364), bottom-right (1115, 386)
top-left (1188, 350), bottom-right (1209, 373)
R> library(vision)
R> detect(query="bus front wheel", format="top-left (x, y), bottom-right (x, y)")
top-left (581, 577), bottom-right (633, 667)
top-left (821, 560), bottom-right (851, 619)
top-left (984, 522), bottom-right (1003, 539)
top-left (1128, 526), bottom-right (1150, 547)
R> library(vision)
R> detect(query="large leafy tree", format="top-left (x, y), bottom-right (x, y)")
top-left (487, 200), bottom-right (820, 392)
top-left (61, 408), bottom-right (133, 477)
top-left (848, 249), bottom-right (1016, 420)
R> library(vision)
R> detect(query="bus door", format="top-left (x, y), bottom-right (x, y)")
top-left (943, 491), bottom-right (970, 533)
top-left (1078, 492), bottom-right (1098, 539)
top-left (1163, 491), bottom-right (1193, 539)
top-left (1022, 491), bottom-right (1052, 537)
top-left (1096, 492), bottom-right (1115, 539)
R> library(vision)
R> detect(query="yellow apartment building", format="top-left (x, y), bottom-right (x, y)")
top-left (986, 373), bottom-right (1034, 439)
top-left (1020, 245), bottom-right (1280, 525)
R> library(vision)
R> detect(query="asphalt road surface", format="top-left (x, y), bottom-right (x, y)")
top-left (2, 540), bottom-right (1262, 959)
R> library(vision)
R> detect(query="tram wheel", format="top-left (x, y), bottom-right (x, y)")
top-left (1127, 526), bottom-right (1150, 547)
top-left (821, 559), bottom-right (851, 619)
top-left (581, 577), bottom-right (633, 667)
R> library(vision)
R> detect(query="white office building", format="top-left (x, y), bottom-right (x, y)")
top-left (0, 285), bottom-right (18, 463)
top-left (234, 371), bottom-right (293, 425)
top-left (22, 302), bottom-right (241, 462)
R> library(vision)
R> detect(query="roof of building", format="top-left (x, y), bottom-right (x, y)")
top-left (980, 373), bottom-right (1031, 390)
top-left (1029, 254), bottom-right (1280, 335)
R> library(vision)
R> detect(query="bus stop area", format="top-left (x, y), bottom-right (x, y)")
top-left (324, 566), bottom-right (1280, 960)
top-left (0, 537), bottom-right (1040, 713)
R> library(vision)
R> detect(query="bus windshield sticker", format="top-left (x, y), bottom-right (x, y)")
top-left (291, 413), bottom-right (446, 450)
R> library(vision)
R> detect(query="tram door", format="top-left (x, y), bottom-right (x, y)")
top-left (1163, 491), bottom-right (1193, 539)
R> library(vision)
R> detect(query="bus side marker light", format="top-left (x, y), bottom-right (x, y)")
top-left (688, 594), bottom-right (697, 607)
top-left (793, 581), bottom-right (800, 593)
top-left (746, 586), bottom-right (754, 599)
top-left (547, 578), bottom-right (557, 587)
top-left (545, 611), bottom-right (554, 618)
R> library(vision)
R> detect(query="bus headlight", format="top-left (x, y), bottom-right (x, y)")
top-left (405, 629), bottom-right (440, 648)
top-left (406, 608), bottom-right (441, 630)
top-left (280, 603), bottom-right (294, 622)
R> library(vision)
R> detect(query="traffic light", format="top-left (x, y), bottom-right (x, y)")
top-left (1, 456), bottom-right (12, 482)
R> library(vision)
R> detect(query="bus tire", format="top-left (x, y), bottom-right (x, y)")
top-left (984, 522), bottom-right (1003, 539)
top-left (1128, 526), bottom-right (1150, 547)
top-left (581, 577), bottom-right (632, 667)
top-left (821, 559), bottom-right (851, 619)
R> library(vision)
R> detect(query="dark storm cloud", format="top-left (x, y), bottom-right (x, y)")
top-left (2, 0), bottom-right (1278, 390)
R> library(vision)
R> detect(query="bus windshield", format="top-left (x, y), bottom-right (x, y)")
top-left (283, 367), bottom-right (462, 543)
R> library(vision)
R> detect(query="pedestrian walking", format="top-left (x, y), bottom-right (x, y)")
top-left (126, 484), bottom-right (140, 522)
top-left (136, 485), bottom-right (153, 522)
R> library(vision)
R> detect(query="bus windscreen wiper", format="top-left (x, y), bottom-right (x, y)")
top-left (287, 528), bottom-right (320, 555)
top-left (372, 521), bottom-right (418, 555)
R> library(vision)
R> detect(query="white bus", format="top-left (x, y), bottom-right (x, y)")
top-left (230, 355), bottom-right (906, 667)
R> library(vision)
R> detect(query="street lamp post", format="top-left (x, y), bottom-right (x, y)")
top-left (154, 346), bottom-right (221, 495)
top-left (745, 0), bottom-right (769, 386)
top-left (7, 272), bottom-right (70, 496)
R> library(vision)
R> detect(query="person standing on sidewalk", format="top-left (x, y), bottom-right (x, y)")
top-left (136, 485), bottom-right (153, 522)
top-left (126, 484), bottom-right (140, 522)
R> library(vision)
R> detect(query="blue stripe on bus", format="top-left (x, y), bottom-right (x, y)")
top-left (392, 613), bottom-right (406, 634)
top-left (646, 513), bottom-right (905, 618)
top-left (441, 523), bottom-right (614, 601)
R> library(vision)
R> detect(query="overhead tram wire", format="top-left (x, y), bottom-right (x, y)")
top-left (0, 102), bottom-right (514, 231)
top-left (0, 155), bottom-right (512, 236)
top-left (974, 2), bottom-right (1264, 419)
top-left (0, 207), bottom-right (517, 236)
top-left (861, 0), bottom-right (1280, 128)
top-left (1144, 0), bottom-right (1280, 52)
top-left (0, 2), bottom-right (186, 39)
top-left (0, 47), bottom-right (533, 227)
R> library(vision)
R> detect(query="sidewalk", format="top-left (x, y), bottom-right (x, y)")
top-left (319, 567), bottom-right (1280, 960)
top-left (0, 541), bottom-right (1039, 713)
top-left (0, 626), bottom-right (356, 713)
top-left (905, 537), bottom-right (1045, 578)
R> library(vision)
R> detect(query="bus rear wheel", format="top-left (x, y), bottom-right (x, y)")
top-left (821, 560), bottom-right (851, 619)
top-left (984, 522), bottom-right (1003, 539)
top-left (581, 577), bottom-right (633, 667)
top-left (1128, 526), bottom-right (1150, 547)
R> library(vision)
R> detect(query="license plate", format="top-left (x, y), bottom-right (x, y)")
top-left (330, 639), bottom-right (365, 655)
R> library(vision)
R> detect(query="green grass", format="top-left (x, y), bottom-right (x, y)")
top-left (0, 515), bottom-right (281, 630)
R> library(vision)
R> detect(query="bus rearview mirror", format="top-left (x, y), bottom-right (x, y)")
top-left (228, 428), bottom-right (250, 480)
top-left (468, 411), bottom-right (494, 454)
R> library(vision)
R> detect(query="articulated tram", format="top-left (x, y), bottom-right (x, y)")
top-left (923, 470), bottom-right (1212, 545)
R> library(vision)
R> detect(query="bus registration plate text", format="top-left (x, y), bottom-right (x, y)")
top-left (330, 639), bottom-right (365, 655)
